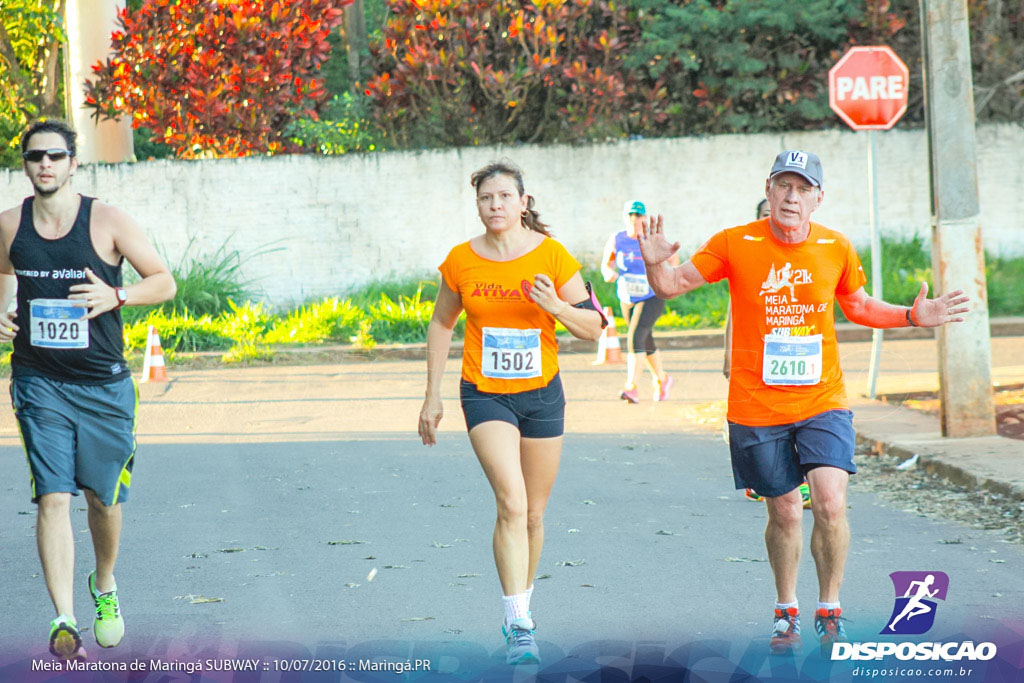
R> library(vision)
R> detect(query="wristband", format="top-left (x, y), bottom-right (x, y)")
top-left (905, 307), bottom-right (916, 327)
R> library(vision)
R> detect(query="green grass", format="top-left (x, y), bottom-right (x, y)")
top-left (0, 235), bottom-right (1018, 372)
top-left (343, 276), bottom-right (440, 307)
top-left (581, 265), bottom-right (730, 330)
top-left (366, 287), bottom-right (434, 344)
top-left (263, 297), bottom-right (365, 345)
top-left (986, 253), bottom-right (1024, 316)
top-left (123, 238), bottom-right (275, 323)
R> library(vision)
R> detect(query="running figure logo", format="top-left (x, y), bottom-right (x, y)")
top-left (759, 262), bottom-right (799, 301)
top-left (881, 571), bottom-right (950, 635)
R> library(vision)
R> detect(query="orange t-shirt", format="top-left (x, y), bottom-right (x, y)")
top-left (691, 218), bottom-right (867, 426)
top-left (439, 237), bottom-right (581, 394)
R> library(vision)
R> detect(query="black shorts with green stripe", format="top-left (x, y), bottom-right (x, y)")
top-left (11, 374), bottom-right (138, 506)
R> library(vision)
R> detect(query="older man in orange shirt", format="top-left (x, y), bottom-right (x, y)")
top-left (637, 150), bottom-right (969, 656)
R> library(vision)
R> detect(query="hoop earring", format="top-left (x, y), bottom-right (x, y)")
top-left (521, 210), bottom-right (530, 218)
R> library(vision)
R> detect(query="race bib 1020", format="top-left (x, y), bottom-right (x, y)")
top-left (30, 299), bottom-right (89, 349)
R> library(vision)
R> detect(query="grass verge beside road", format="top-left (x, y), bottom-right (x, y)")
top-left (0, 235), bottom-right (1019, 370)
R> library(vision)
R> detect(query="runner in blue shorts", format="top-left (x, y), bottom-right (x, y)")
top-left (637, 150), bottom-right (970, 656)
top-left (0, 119), bottom-right (177, 660)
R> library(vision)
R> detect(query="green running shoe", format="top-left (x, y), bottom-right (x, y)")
top-left (48, 615), bottom-right (85, 660)
top-left (799, 481), bottom-right (812, 509)
top-left (88, 571), bottom-right (125, 648)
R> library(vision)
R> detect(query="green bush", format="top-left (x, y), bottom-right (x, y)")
top-left (345, 277), bottom-right (440, 307)
top-left (985, 254), bottom-right (1024, 317)
top-left (263, 297), bottom-right (366, 345)
top-left (123, 238), bottom-right (257, 323)
top-left (287, 92), bottom-right (385, 155)
top-left (581, 265), bottom-right (729, 329)
top-left (124, 309), bottom-right (233, 353)
top-left (366, 287), bottom-right (433, 343)
top-left (858, 232), bottom-right (933, 307)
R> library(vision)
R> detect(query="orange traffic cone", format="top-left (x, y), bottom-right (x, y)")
top-left (140, 325), bottom-right (168, 383)
top-left (593, 306), bottom-right (624, 365)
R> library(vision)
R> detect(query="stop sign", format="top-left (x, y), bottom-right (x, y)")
top-left (829, 46), bottom-right (909, 130)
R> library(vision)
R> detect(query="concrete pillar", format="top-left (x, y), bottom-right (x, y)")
top-left (919, 0), bottom-right (997, 437)
top-left (63, 0), bottom-right (134, 164)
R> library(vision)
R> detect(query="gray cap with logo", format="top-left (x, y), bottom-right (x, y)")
top-left (769, 150), bottom-right (823, 188)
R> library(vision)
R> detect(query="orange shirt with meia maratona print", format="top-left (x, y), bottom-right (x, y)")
top-left (691, 218), bottom-right (867, 427)
top-left (439, 237), bottom-right (581, 394)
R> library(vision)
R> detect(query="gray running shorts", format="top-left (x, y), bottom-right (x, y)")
top-left (11, 374), bottom-right (138, 506)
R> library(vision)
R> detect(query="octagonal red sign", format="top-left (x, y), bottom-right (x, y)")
top-left (828, 46), bottom-right (909, 131)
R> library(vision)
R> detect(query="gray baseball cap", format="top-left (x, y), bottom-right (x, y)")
top-left (769, 150), bottom-right (823, 187)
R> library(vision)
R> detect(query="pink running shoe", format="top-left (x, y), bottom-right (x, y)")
top-left (620, 386), bottom-right (640, 404)
top-left (655, 374), bottom-right (674, 402)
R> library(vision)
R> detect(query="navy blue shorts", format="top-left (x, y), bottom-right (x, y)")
top-left (460, 374), bottom-right (565, 439)
top-left (728, 409), bottom-right (856, 497)
top-left (11, 375), bottom-right (138, 506)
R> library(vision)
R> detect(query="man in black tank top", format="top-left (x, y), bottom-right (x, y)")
top-left (0, 119), bottom-right (176, 660)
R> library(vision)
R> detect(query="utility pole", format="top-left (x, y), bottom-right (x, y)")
top-left (919, 0), bottom-right (996, 437)
top-left (63, 0), bottom-right (133, 163)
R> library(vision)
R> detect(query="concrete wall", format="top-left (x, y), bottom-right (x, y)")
top-left (3, 124), bottom-right (1021, 307)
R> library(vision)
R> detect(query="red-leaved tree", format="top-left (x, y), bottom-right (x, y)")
top-left (365, 0), bottom-right (666, 147)
top-left (84, 0), bottom-right (349, 158)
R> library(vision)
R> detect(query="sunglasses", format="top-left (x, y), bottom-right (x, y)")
top-left (22, 148), bottom-right (72, 163)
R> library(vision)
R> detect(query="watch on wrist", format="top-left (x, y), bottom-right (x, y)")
top-left (114, 287), bottom-right (128, 309)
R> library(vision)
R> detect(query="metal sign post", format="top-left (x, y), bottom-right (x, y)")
top-left (866, 130), bottom-right (883, 398)
top-left (828, 46), bottom-right (910, 398)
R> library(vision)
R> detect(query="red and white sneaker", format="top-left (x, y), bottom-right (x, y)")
top-left (769, 607), bottom-right (802, 655)
top-left (814, 607), bottom-right (848, 656)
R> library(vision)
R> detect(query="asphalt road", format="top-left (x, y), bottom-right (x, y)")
top-left (0, 341), bottom-right (1021, 681)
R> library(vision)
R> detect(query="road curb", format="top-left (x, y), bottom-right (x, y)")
top-left (853, 424), bottom-right (1024, 502)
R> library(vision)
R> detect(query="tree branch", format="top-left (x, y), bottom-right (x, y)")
top-left (0, 21), bottom-right (34, 96)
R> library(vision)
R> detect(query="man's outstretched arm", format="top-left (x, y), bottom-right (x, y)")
top-left (837, 282), bottom-right (969, 329)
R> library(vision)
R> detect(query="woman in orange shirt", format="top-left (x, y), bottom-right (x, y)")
top-left (418, 161), bottom-right (603, 666)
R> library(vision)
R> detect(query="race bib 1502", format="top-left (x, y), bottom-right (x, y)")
top-left (481, 327), bottom-right (542, 379)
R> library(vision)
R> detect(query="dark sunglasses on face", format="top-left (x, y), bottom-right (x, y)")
top-left (22, 148), bottom-right (71, 163)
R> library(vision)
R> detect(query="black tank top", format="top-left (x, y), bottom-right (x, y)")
top-left (10, 196), bottom-right (130, 384)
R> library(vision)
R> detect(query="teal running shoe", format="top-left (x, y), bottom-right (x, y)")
top-left (504, 617), bottom-right (540, 665)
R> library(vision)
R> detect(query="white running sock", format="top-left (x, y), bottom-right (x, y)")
top-left (817, 601), bottom-right (841, 611)
top-left (503, 592), bottom-right (530, 626)
top-left (625, 352), bottom-right (638, 388)
top-left (526, 584), bottom-right (534, 608)
top-left (776, 601), bottom-right (799, 611)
